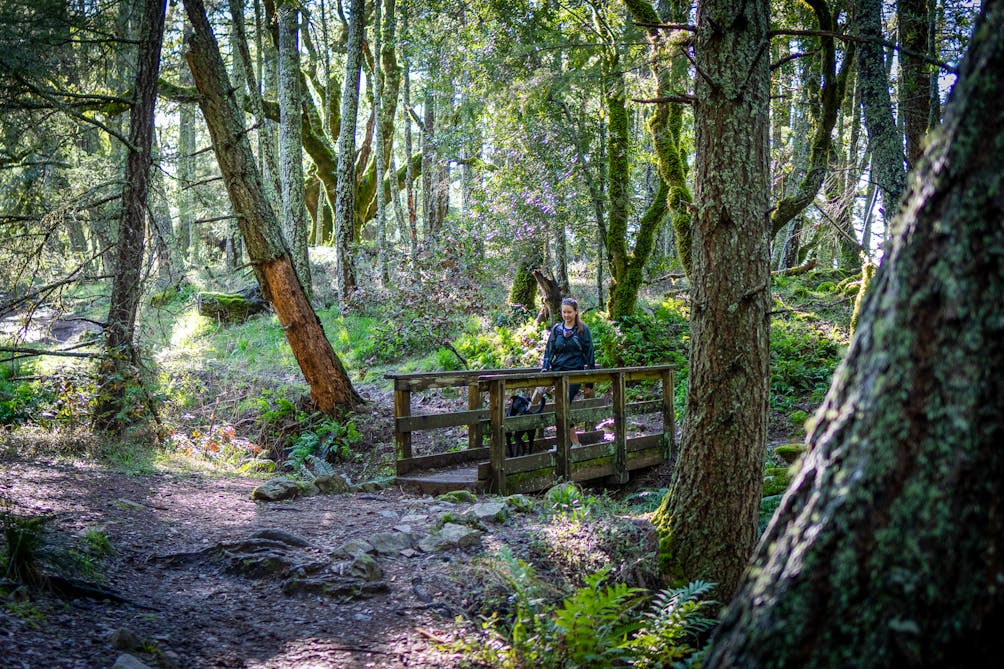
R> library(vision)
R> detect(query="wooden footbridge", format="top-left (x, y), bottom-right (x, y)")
top-left (386, 365), bottom-right (677, 495)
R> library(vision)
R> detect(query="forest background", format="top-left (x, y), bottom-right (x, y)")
top-left (1, 0), bottom-right (998, 667)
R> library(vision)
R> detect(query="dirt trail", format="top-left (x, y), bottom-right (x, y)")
top-left (0, 457), bottom-right (473, 669)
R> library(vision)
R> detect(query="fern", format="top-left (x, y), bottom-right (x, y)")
top-left (626, 581), bottom-right (717, 668)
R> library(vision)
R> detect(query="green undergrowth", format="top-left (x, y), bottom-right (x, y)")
top-left (454, 483), bottom-right (715, 668)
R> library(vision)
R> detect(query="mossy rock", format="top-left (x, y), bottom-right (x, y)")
top-left (815, 281), bottom-right (837, 293)
top-left (774, 443), bottom-right (806, 465)
top-left (436, 490), bottom-right (477, 504)
top-left (197, 286), bottom-right (267, 324)
top-left (504, 494), bottom-right (535, 513)
top-left (789, 410), bottom-right (810, 430)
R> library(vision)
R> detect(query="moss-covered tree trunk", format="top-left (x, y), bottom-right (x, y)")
top-left (706, 5), bottom-right (1004, 664)
top-left (652, 0), bottom-right (771, 601)
top-left (898, 0), bottom-right (931, 169)
top-left (509, 244), bottom-right (544, 316)
top-left (334, 0), bottom-right (364, 299)
top-left (183, 0), bottom-right (361, 412)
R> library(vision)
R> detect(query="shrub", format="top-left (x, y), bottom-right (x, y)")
top-left (584, 299), bottom-right (689, 369)
top-left (770, 319), bottom-right (845, 412)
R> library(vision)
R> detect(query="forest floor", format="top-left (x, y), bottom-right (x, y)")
top-left (0, 454), bottom-right (491, 669)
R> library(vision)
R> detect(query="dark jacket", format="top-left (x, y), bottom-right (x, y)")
top-left (542, 322), bottom-right (596, 373)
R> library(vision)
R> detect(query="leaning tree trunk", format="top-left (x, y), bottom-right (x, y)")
top-left (706, 4), bottom-right (1004, 665)
top-left (183, 0), bottom-right (361, 411)
top-left (94, 0), bottom-right (167, 431)
top-left (652, 0), bottom-right (771, 602)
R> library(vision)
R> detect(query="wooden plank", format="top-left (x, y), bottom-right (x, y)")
top-left (626, 434), bottom-right (663, 452)
top-left (468, 382), bottom-right (483, 450)
top-left (570, 441), bottom-right (614, 463)
top-left (571, 457), bottom-right (616, 482)
top-left (554, 375), bottom-right (571, 480)
top-left (489, 378), bottom-right (507, 494)
top-left (396, 447), bottom-right (490, 475)
top-left (393, 387), bottom-right (412, 460)
top-left (626, 447), bottom-right (665, 471)
top-left (504, 468), bottom-right (558, 494)
top-left (387, 367), bottom-right (535, 383)
top-left (505, 450), bottom-right (556, 475)
top-left (611, 371), bottom-right (629, 484)
top-left (662, 368), bottom-right (676, 462)
top-left (397, 408), bottom-right (488, 432)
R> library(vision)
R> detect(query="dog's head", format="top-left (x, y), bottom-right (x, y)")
top-left (507, 394), bottom-right (531, 417)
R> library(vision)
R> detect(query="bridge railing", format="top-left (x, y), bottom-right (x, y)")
top-left (385, 365), bottom-right (677, 493)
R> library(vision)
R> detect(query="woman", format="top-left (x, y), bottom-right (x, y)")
top-left (541, 297), bottom-right (596, 445)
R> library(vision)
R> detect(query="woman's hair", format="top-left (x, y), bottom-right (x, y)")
top-left (561, 297), bottom-right (584, 333)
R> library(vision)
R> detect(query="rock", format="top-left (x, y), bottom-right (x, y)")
top-left (468, 502), bottom-right (508, 523)
top-left (314, 473), bottom-right (351, 494)
top-left (400, 549), bottom-right (418, 558)
top-left (401, 513), bottom-right (428, 523)
top-left (251, 478), bottom-right (299, 502)
top-left (335, 539), bottom-right (374, 558)
top-left (111, 654), bottom-right (154, 669)
top-left (283, 577), bottom-right (389, 599)
top-left (107, 628), bottom-right (145, 651)
top-left (418, 523), bottom-right (483, 552)
top-left (196, 288), bottom-right (267, 324)
top-left (436, 490), bottom-right (477, 504)
top-left (298, 481), bottom-right (320, 498)
top-left (113, 499), bottom-right (147, 511)
top-left (368, 532), bottom-right (415, 554)
top-left (393, 525), bottom-right (413, 534)
top-left (251, 529), bottom-right (310, 547)
top-left (349, 555), bottom-right (382, 582)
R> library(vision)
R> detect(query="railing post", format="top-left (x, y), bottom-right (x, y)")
top-left (468, 382), bottom-right (483, 450)
top-left (394, 381), bottom-right (412, 461)
top-left (554, 374), bottom-right (571, 480)
top-left (489, 377), bottom-right (507, 494)
top-left (610, 370), bottom-right (629, 484)
top-left (661, 368), bottom-right (676, 463)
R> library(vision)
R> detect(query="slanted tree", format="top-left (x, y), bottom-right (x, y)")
top-left (705, 3), bottom-right (1004, 664)
top-left (182, 0), bottom-right (361, 412)
top-left (651, 0), bottom-right (771, 601)
top-left (94, 0), bottom-right (168, 431)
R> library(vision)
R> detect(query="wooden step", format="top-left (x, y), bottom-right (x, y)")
top-left (395, 466), bottom-right (485, 496)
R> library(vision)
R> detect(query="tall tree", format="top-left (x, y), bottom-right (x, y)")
top-left (652, 0), bottom-right (771, 601)
top-left (277, 2), bottom-right (312, 294)
top-left (182, 0), bottom-right (362, 411)
top-left (705, 3), bottom-right (1004, 663)
top-left (334, 0), bottom-right (365, 300)
top-left (855, 0), bottom-right (906, 213)
top-left (94, 0), bottom-right (168, 430)
top-left (899, 0), bottom-right (932, 169)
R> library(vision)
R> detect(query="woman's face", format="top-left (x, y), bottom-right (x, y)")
top-left (561, 304), bottom-right (577, 324)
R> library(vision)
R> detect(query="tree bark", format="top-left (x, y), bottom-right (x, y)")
top-left (94, 0), bottom-right (167, 431)
top-left (898, 0), bottom-right (931, 169)
top-left (183, 0), bottom-right (362, 411)
top-left (855, 0), bottom-right (906, 213)
top-left (334, 0), bottom-right (365, 301)
top-left (277, 4), bottom-right (312, 294)
top-left (706, 4), bottom-right (1004, 664)
top-left (652, 0), bottom-right (771, 602)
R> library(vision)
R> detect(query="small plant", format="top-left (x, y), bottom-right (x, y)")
top-left (545, 482), bottom-right (594, 520)
top-left (626, 581), bottom-right (717, 668)
top-left (283, 415), bottom-right (362, 471)
top-left (81, 527), bottom-right (113, 557)
top-left (1, 496), bottom-right (47, 586)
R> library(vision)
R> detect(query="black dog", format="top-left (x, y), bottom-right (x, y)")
top-left (506, 390), bottom-right (545, 457)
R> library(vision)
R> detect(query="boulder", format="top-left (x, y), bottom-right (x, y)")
top-left (349, 555), bottom-right (382, 582)
top-left (251, 478), bottom-right (299, 502)
top-left (314, 473), bottom-right (351, 494)
top-left (367, 531), bottom-right (415, 554)
top-left (107, 628), bottom-right (145, 652)
top-left (196, 287), bottom-right (267, 324)
top-left (436, 490), bottom-right (477, 504)
top-left (468, 502), bottom-right (508, 523)
top-left (335, 539), bottom-right (374, 558)
top-left (418, 523), bottom-right (483, 552)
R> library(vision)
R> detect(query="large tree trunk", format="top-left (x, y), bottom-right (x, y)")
top-left (94, 0), bottom-right (167, 431)
top-left (705, 4), bottom-right (1004, 665)
top-left (277, 4), bottom-right (311, 294)
top-left (183, 0), bottom-right (361, 411)
top-left (652, 0), bottom-right (771, 601)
